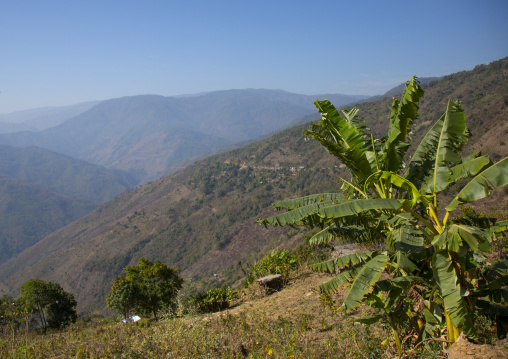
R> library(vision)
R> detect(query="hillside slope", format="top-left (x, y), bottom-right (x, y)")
top-left (0, 121), bottom-right (342, 312)
top-left (0, 144), bottom-right (136, 204)
top-left (0, 176), bottom-right (96, 265)
top-left (0, 58), bottom-right (506, 313)
top-left (0, 145), bottom-right (137, 267)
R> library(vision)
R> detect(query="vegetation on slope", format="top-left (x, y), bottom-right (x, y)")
top-left (0, 177), bottom-right (96, 265)
top-left (0, 144), bottom-right (135, 204)
top-left (0, 265), bottom-right (392, 358)
top-left (0, 57), bottom-right (506, 316)
top-left (2, 261), bottom-right (506, 358)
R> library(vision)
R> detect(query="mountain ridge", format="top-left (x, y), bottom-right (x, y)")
top-left (0, 90), bottom-right (367, 184)
top-left (0, 101), bottom-right (102, 132)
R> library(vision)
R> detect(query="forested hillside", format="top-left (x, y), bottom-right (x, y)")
top-left (0, 57), bottom-right (506, 314)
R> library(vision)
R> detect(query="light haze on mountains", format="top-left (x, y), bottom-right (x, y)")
top-left (0, 89), bottom-right (368, 184)
top-left (1, 1), bottom-right (506, 114)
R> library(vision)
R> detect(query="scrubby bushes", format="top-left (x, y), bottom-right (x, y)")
top-left (185, 285), bottom-right (238, 313)
top-left (242, 249), bottom-right (298, 287)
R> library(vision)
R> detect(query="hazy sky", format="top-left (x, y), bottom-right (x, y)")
top-left (1, 0), bottom-right (507, 114)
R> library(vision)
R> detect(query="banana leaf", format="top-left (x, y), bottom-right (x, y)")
top-left (272, 193), bottom-right (344, 211)
top-left (432, 250), bottom-right (477, 338)
top-left (432, 224), bottom-right (489, 253)
top-left (406, 100), bottom-right (469, 194)
top-left (343, 253), bottom-right (389, 310)
top-left (306, 99), bottom-right (376, 182)
top-left (328, 225), bottom-right (382, 243)
top-left (256, 199), bottom-right (337, 227)
top-left (365, 171), bottom-right (424, 207)
top-left (420, 154), bottom-right (492, 194)
top-left (308, 224), bottom-right (376, 245)
top-left (318, 198), bottom-right (402, 219)
top-left (317, 265), bottom-right (363, 293)
top-left (446, 157), bottom-right (508, 211)
top-left (448, 155), bottom-right (492, 183)
top-left (307, 226), bottom-right (337, 245)
top-left (388, 225), bottom-right (424, 254)
top-left (310, 252), bottom-right (373, 273)
top-left (355, 315), bottom-right (383, 325)
top-left (486, 219), bottom-right (508, 238)
top-left (381, 76), bottom-right (424, 173)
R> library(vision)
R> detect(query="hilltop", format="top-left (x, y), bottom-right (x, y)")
top-left (0, 101), bottom-right (101, 133)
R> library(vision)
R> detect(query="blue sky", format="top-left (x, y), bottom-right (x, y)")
top-left (1, 0), bottom-right (507, 114)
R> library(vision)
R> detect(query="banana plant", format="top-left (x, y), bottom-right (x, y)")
top-left (256, 77), bottom-right (508, 354)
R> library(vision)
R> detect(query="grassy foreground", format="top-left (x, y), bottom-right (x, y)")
top-left (2, 269), bottom-right (395, 358)
top-left (3, 265), bottom-right (506, 358)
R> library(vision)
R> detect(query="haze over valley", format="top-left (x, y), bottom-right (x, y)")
top-left (0, 90), bottom-right (368, 184)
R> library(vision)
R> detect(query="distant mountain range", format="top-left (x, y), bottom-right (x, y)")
top-left (0, 90), bottom-right (367, 184)
top-left (0, 57), bottom-right (505, 313)
top-left (0, 90), bottom-right (365, 272)
top-left (0, 101), bottom-right (101, 133)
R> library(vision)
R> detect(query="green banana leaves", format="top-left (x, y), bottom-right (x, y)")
top-left (255, 75), bottom-right (508, 346)
top-left (446, 157), bottom-right (508, 211)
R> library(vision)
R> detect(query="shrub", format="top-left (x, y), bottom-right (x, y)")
top-left (186, 285), bottom-right (237, 313)
top-left (292, 233), bottom-right (331, 266)
top-left (242, 249), bottom-right (298, 287)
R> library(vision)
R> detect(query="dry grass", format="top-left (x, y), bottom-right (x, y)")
top-left (4, 267), bottom-right (506, 358)
top-left (1, 269), bottom-right (395, 358)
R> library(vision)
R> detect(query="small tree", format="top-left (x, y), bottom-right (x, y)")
top-left (45, 282), bottom-right (78, 329)
top-left (18, 279), bottom-right (51, 329)
top-left (107, 258), bottom-right (183, 319)
top-left (18, 279), bottom-right (77, 330)
top-left (0, 294), bottom-right (15, 327)
top-left (106, 276), bottom-right (140, 321)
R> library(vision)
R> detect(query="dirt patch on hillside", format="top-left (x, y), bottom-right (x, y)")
top-left (447, 338), bottom-right (508, 359)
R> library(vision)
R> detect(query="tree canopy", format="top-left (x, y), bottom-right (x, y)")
top-left (17, 279), bottom-right (77, 330)
top-left (107, 258), bottom-right (183, 319)
top-left (106, 276), bottom-right (140, 321)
